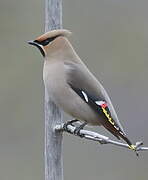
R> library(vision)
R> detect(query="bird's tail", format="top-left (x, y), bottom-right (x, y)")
top-left (103, 123), bottom-right (136, 150)
top-left (118, 132), bottom-right (136, 151)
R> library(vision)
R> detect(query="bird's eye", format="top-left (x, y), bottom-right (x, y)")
top-left (34, 35), bottom-right (60, 46)
top-left (40, 39), bottom-right (50, 46)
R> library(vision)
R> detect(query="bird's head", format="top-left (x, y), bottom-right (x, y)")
top-left (28, 29), bottom-right (71, 57)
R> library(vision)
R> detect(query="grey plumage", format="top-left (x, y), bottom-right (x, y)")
top-left (28, 29), bottom-right (135, 150)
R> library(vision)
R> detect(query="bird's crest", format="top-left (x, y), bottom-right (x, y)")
top-left (36, 29), bottom-right (72, 42)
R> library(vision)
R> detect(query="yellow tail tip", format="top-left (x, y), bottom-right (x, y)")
top-left (129, 145), bottom-right (136, 150)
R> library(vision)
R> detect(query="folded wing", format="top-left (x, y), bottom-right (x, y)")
top-left (65, 61), bottom-right (132, 146)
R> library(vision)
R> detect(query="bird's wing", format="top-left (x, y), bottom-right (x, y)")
top-left (64, 61), bottom-right (132, 144)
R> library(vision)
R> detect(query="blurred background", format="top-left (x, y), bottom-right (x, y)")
top-left (0, 0), bottom-right (148, 179)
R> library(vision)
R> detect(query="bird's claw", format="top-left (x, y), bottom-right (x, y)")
top-left (63, 119), bottom-right (79, 133)
top-left (74, 127), bottom-right (85, 138)
top-left (73, 122), bottom-right (87, 138)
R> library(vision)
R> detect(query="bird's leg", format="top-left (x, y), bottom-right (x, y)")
top-left (74, 122), bottom-right (87, 138)
top-left (63, 119), bottom-right (79, 133)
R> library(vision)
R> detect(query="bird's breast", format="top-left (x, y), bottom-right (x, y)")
top-left (43, 62), bottom-right (100, 125)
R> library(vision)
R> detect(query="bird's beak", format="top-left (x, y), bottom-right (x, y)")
top-left (28, 40), bottom-right (45, 57)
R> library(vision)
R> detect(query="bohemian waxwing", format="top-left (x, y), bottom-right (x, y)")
top-left (28, 29), bottom-right (135, 150)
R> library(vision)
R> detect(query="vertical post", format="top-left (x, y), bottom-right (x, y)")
top-left (44, 1), bottom-right (63, 180)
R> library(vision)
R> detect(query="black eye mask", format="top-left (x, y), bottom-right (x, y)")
top-left (35, 35), bottom-right (60, 46)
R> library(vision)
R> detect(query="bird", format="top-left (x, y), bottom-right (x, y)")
top-left (28, 29), bottom-right (136, 151)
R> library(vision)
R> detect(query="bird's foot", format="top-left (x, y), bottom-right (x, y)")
top-left (74, 122), bottom-right (87, 138)
top-left (63, 119), bottom-right (79, 133)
